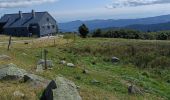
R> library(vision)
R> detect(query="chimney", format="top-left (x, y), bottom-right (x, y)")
top-left (19, 11), bottom-right (23, 19)
top-left (32, 10), bottom-right (35, 18)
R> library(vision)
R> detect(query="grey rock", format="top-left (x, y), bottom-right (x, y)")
top-left (37, 59), bottom-right (54, 68)
top-left (53, 76), bottom-right (82, 100)
top-left (111, 56), bottom-right (120, 63)
top-left (0, 55), bottom-right (11, 60)
top-left (91, 79), bottom-right (100, 85)
top-left (128, 85), bottom-right (143, 95)
top-left (82, 69), bottom-right (89, 74)
top-left (13, 91), bottom-right (25, 98)
top-left (67, 63), bottom-right (75, 67)
top-left (0, 63), bottom-right (27, 80)
top-left (60, 60), bottom-right (66, 65)
top-left (22, 53), bottom-right (27, 56)
top-left (36, 65), bottom-right (44, 72)
top-left (23, 74), bottom-right (50, 88)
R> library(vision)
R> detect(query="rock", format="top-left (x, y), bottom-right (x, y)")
top-left (67, 63), bottom-right (75, 67)
top-left (37, 59), bottom-right (54, 68)
top-left (0, 55), bottom-right (11, 60)
top-left (36, 65), bottom-right (44, 72)
top-left (23, 74), bottom-right (50, 88)
top-left (13, 91), bottom-right (25, 98)
top-left (82, 69), bottom-right (89, 74)
top-left (40, 80), bottom-right (57, 100)
top-left (0, 63), bottom-right (50, 88)
top-left (60, 60), bottom-right (66, 65)
top-left (128, 85), bottom-right (143, 95)
top-left (0, 63), bottom-right (27, 80)
top-left (91, 79), bottom-right (100, 85)
top-left (22, 53), bottom-right (27, 56)
top-left (53, 76), bottom-right (82, 100)
top-left (111, 56), bottom-right (120, 63)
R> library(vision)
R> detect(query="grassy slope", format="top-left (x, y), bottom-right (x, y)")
top-left (0, 35), bottom-right (170, 100)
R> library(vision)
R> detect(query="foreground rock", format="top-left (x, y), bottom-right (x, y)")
top-left (0, 55), bottom-right (11, 61)
top-left (53, 76), bottom-right (82, 100)
top-left (0, 63), bottom-right (27, 80)
top-left (0, 63), bottom-right (50, 88)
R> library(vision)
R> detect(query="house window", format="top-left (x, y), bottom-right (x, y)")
top-left (47, 26), bottom-right (50, 29)
top-left (47, 18), bottom-right (49, 22)
top-left (52, 25), bottom-right (55, 29)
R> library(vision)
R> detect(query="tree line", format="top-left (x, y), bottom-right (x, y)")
top-left (78, 24), bottom-right (170, 40)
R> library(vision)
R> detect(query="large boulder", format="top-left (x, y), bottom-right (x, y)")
top-left (37, 59), bottom-right (54, 68)
top-left (53, 76), bottom-right (82, 100)
top-left (22, 74), bottom-right (50, 88)
top-left (0, 63), bottom-right (50, 88)
top-left (0, 63), bottom-right (27, 80)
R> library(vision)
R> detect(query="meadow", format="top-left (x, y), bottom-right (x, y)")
top-left (0, 35), bottom-right (170, 100)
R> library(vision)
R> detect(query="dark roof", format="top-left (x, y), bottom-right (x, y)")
top-left (0, 12), bottom-right (47, 28)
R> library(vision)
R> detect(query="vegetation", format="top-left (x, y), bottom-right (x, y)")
top-left (78, 24), bottom-right (89, 38)
top-left (92, 29), bottom-right (170, 40)
top-left (0, 35), bottom-right (170, 100)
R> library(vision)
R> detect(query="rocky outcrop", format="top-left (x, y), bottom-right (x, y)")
top-left (53, 76), bottom-right (82, 100)
top-left (0, 63), bottom-right (27, 80)
top-left (0, 63), bottom-right (50, 88)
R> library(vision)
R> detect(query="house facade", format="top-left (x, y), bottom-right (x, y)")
top-left (0, 10), bottom-right (58, 37)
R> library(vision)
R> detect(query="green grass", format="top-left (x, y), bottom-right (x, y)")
top-left (0, 36), bottom-right (170, 100)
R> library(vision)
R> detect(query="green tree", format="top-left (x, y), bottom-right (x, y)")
top-left (78, 24), bottom-right (89, 38)
top-left (92, 29), bottom-right (102, 37)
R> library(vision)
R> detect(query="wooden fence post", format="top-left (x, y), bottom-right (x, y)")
top-left (7, 35), bottom-right (12, 51)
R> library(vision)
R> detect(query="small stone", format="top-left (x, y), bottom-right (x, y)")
top-left (0, 55), bottom-right (11, 60)
top-left (82, 69), bottom-right (89, 74)
top-left (22, 53), bottom-right (27, 56)
top-left (36, 65), bottom-right (44, 72)
top-left (91, 79), bottom-right (100, 85)
top-left (37, 59), bottom-right (54, 68)
top-left (60, 60), bottom-right (66, 65)
top-left (128, 85), bottom-right (143, 95)
top-left (67, 63), bottom-right (75, 67)
top-left (111, 56), bottom-right (120, 63)
top-left (13, 91), bottom-right (25, 98)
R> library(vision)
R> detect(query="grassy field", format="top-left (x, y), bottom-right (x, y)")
top-left (0, 35), bottom-right (170, 100)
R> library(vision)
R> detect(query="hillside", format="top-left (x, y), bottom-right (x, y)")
top-left (59, 14), bottom-right (170, 32)
top-left (124, 22), bottom-right (170, 32)
top-left (0, 35), bottom-right (170, 100)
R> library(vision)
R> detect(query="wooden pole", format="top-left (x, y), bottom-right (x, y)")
top-left (7, 35), bottom-right (12, 51)
top-left (44, 49), bottom-right (48, 69)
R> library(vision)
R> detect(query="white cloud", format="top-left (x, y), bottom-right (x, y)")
top-left (0, 0), bottom-right (59, 8)
top-left (106, 0), bottom-right (170, 8)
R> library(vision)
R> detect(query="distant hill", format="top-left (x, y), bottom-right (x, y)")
top-left (59, 14), bottom-right (170, 32)
top-left (124, 22), bottom-right (170, 32)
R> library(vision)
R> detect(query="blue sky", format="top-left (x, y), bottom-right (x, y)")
top-left (1, 0), bottom-right (170, 22)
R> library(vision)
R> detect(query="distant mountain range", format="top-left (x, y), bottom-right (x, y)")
top-left (58, 14), bottom-right (170, 32)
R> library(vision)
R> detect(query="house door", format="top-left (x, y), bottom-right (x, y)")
top-left (28, 24), bottom-right (39, 36)
top-left (0, 23), bottom-right (6, 34)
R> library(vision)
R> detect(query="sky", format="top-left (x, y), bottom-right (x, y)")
top-left (1, 0), bottom-right (170, 22)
